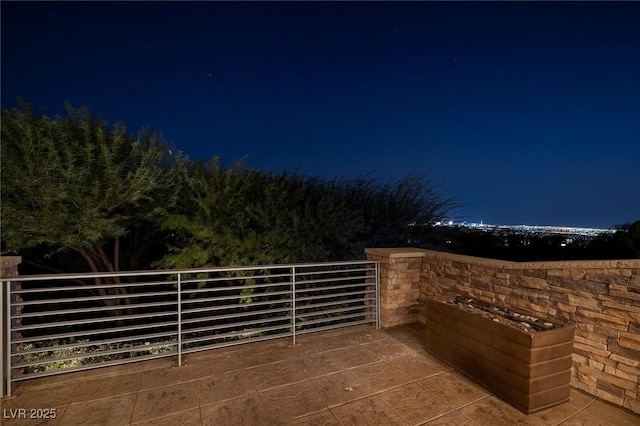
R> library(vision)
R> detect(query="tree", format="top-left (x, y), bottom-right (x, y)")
top-left (156, 158), bottom-right (365, 269)
top-left (2, 104), bottom-right (460, 274)
top-left (329, 174), bottom-right (460, 250)
top-left (1, 103), bottom-right (176, 274)
top-left (157, 162), bottom-right (459, 269)
top-left (587, 220), bottom-right (640, 259)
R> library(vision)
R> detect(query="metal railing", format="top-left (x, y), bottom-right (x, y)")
top-left (1, 260), bottom-right (379, 397)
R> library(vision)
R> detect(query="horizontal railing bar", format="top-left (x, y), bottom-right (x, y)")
top-left (13, 311), bottom-right (177, 331)
top-left (13, 281), bottom-right (178, 294)
top-left (182, 281), bottom-right (292, 295)
top-left (181, 332), bottom-right (289, 355)
top-left (294, 263), bottom-right (376, 273)
top-left (295, 289), bottom-right (375, 303)
top-left (180, 289), bottom-right (292, 305)
top-left (294, 266), bottom-right (375, 279)
top-left (294, 289), bottom-right (371, 302)
top-left (296, 305), bottom-right (369, 320)
top-left (298, 301), bottom-right (372, 314)
top-left (182, 324), bottom-right (290, 346)
top-left (14, 291), bottom-right (176, 306)
top-left (183, 322), bottom-right (290, 339)
top-left (295, 319), bottom-right (375, 335)
top-left (14, 301), bottom-right (178, 318)
top-left (182, 298), bottom-right (291, 314)
top-left (180, 273), bottom-right (292, 286)
top-left (13, 321), bottom-right (179, 344)
top-left (13, 331), bottom-right (177, 356)
top-left (294, 279), bottom-right (371, 291)
top-left (296, 293), bottom-right (375, 309)
top-left (181, 306), bottom-right (291, 326)
top-left (295, 311), bottom-right (370, 327)
top-left (182, 286), bottom-right (291, 300)
top-left (183, 315), bottom-right (290, 335)
top-left (11, 260), bottom-right (376, 282)
top-left (296, 296), bottom-right (375, 311)
top-left (297, 274), bottom-right (374, 284)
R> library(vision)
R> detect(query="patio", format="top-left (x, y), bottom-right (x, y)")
top-left (1, 324), bottom-right (638, 426)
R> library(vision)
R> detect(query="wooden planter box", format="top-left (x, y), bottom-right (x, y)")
top-left (425, 295), bottom-right (574, 414)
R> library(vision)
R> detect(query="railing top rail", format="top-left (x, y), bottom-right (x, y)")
top-left (2, 259), bottom-right (379, 282)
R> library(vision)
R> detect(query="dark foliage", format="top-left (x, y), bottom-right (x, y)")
top-left (2, 103), bottom-right (459, 273)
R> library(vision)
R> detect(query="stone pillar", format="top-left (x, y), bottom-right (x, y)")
top-left (1, 256), bottom-right (22, 397)
top-left (365, 248), bottom-right (427, 328)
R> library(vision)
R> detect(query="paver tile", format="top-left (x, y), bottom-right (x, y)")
top-left (59, 393), bottom-right (136, 426)
top-left (200, 392), bottom-right (275, 426)
top-left (259, 380), bottom-right (327, 423)
top-left (339, 328), bottom-right (389, 345)
top-left (312, 370), bottom-right (371, 407)
top-left (283, 409), bottom-right (340, 425)
top-left (293, 336), bottom-right (360, 355)
top-left (131, 381), bottom-right (198, 423)
top-left (388, 352), bottom-right (447, 381)
top-left (567, 388), bottom-right (594, 410)
top-left (580, 399), bottom-right (640, 426)
top-left (362, 338), bottom-right (416, 360)
top-left (350, 361), bottom-right (412, 393)
top-left (1, 385), bottom-right (72, 412)
top-left (326, 345), bottom-right (381, 370)
top-left (299, 351), bottom-right (346, 378)
top-left (458, 396), bottom-right (546, 426)
top-left (139, 364), bottom-right (199, 390)
top-left (248, 358), bottom-right (309, 391)
top-left (330, 395), bottom-right (409, 425)
top-left (379, 382), bottom-right (453, 424)
top-left (232, 341), bottom-right (298, 367)
top-left (183, 352), bottom-right (247, 376)
top-left (418, 371), bottom-right (490, 409)
top-left (129, 407), bottom-right (202, 426)
top-left (197, 369), bottom-right (255, 405)
top-left (527, 399), bottom-right (585, 425)
top-left (424, 410), bottom-right (481, 425)
top-left (557, 410), bottom-right (617, 426)
top-left (69, 372), bottom-right (142, 402)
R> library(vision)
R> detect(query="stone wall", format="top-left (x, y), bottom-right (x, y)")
top-left (365, 248), bottom-right (423, 328)
top-left (365, 248), bottom-right (640, 415)
top-left (0, 256), bottom-right (22, 280)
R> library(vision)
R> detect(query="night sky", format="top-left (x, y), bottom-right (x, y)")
top-left (2, 2), bottom-right (639, 228)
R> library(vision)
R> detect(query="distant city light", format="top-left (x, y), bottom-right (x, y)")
top-left (435, 221), bottom-right (615, 237)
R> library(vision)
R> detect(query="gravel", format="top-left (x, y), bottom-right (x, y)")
top-left (447, 296), bottom-right (564, 333)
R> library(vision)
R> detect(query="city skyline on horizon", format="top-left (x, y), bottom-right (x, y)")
top-left (437, 220), bottom-right (619, 233)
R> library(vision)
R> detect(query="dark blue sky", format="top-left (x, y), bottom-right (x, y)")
top-left (2, 2), bottom-right (639, 228)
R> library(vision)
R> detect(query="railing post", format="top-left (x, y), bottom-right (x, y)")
top-left (1, 279), bottom-right (9, 397)
top-left (177, 272), bottom-right (182, 367)
top-left (375, 262), bottom-right (380, 329)
top-left (291, 266), bottom-right (296, 345)
top-left (1, 256), bottom-right (21, 398)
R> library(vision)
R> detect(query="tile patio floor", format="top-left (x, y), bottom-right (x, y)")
top-left (1, 324), bottom-right (639, 425)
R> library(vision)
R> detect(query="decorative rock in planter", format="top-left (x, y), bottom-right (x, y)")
top-left (425, 295), bottom-right (574, 414)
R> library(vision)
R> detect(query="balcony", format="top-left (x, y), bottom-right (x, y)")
top-left (2, 253), bottom-right (640, 424)
top-left (3, 323), bottom-right (638, 425)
